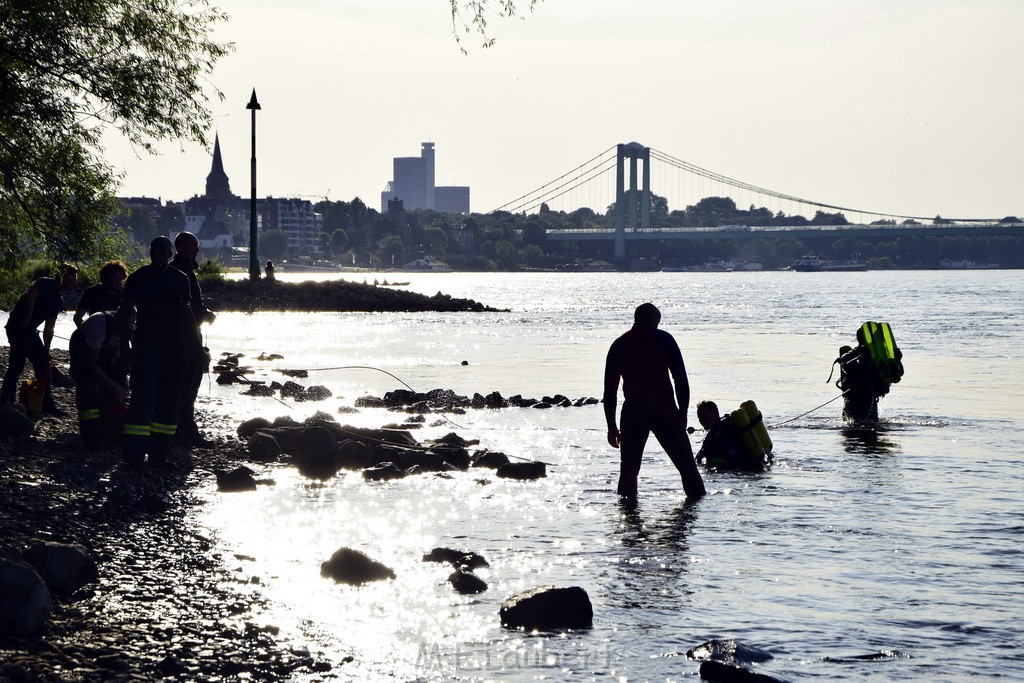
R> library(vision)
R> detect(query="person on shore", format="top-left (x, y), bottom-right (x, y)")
top-left (1, 263), bottom-right (78, 415)
top-left (170, 232), bottom-right (217, 448)
top-left (265, 260), bottom-right (276, 282)
top-left (73, 260), bottom-right (127, 327)
top-left (69, 311), bottom-right (128, 448)
top-left (115, 236), bottom-right (193, 469)
top-left (603, 302), bottom-right (706, 501)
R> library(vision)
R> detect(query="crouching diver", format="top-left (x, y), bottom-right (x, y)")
top-left (832, 321), bottom-right (904, 422)
top-left (696, 400), bottom-right (772, 471)
top-left (69, 311), bottom-right (128, 448)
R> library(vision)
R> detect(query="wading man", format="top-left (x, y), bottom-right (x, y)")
top-left (603, 303), bottom-right (706, 501)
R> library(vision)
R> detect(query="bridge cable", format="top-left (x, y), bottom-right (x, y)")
top-left (501, 159), bottom-right (618, 215)
top-left (490, 146), bottom-right (616, 214)
top-left (649, 148), bottom-right (936, 222)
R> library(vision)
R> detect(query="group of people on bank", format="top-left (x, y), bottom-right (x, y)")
top-left (602, 303), bottom-right (902, 502)
top-left (1, 233), bottom-right (216, 469)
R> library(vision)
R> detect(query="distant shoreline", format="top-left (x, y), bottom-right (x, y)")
top-left (198, 277), bottom-right (504, 313)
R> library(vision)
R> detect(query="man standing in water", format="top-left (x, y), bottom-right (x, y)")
top-left (603, 303), bottom-right (706, 501)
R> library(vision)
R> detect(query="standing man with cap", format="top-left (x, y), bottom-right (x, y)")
top-left (603, 302), bottom-right (706, 501)
top-left (115, 236), bottom-right (193, 469)
top-left (170, 231), bottom-right (216, 447)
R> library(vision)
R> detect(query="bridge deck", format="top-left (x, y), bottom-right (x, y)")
top-left (547, 223), bottom-right (1024, 241)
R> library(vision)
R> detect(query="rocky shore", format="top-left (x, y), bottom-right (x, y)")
top-left (0, 347), bottom-right (342, 681)
top-left (198, 277), bottom-right (504, 313)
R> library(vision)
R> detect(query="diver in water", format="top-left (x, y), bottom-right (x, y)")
top-left (695, 400), bottom-right (771, 470)
top-left (835, 344), bottom-right (881, 421)
top-left (833, 322), bottom-right (904, 422)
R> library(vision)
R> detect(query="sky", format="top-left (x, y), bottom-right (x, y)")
top-left (102, 0), bottom-right (1024, 220)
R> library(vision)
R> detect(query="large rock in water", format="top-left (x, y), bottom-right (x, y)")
top-left (687, 639), bottom-right (774, 664)
top-left (448, 569), bottom-right (487, 595)
top-left (248, 431), bottom-right (282, 461)
top-left (496, 461), bottom-right (547, 480)
top-left (499, 585), bottom-right (593, 630)
top-left (0, 559), bottom-right (52, 635)
top-left (320, 548), bottom-right (396, 585)
top-left (698, 661), bottom-right (787, 683)
top-left (23, 542), bottom-right (97, 597)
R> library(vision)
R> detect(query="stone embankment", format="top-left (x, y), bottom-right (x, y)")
top-left (199, 277), bottom-right (504, 313)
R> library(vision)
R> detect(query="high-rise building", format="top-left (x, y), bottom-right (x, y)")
top-left (381, 142), bottom-right (469, 214)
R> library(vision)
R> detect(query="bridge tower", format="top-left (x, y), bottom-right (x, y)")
top-left (614, 142), bottom-right (651, 258)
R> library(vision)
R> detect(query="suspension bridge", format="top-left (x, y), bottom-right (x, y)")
top-left (490, 142), bottom-right (1023, 259)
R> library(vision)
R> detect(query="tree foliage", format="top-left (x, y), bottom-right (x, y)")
top-left (0, 0), bottom-right (230, 264)
top-left (449, 0), bottom-right (543, 50)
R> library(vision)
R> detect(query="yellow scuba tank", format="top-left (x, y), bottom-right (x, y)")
top-left (858, 321), bottom-right (904, 384)
top-left (740, 400), bottom-right (772, 454)
top-left (730, 408), bottom-right (766, 460)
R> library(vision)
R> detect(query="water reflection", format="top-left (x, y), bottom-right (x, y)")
top-left (840, 424), bottom-right (901, 455)
top-left (611, 499), bottom-right (699, 610)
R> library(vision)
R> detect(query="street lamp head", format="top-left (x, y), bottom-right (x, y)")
top-left (246, 88), bottom-right (261, 110)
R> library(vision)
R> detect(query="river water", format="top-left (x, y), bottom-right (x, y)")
top-left (172, 270), bottom-right (1021, 681)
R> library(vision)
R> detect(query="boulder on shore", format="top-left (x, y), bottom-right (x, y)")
top-left (320, 548), bottom-right (396, 585)
top-left (0, 402), bottom-right (33, 437)
top-left (23, 541), bottom-right (97, 598)
top-left (0, 558), bottom-right (51, 636)
top-left (499, 585), bottom-right (592, 630)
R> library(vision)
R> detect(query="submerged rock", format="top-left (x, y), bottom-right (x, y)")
top-left (448, 569), bottom-right (488, 595)
top-left (248, 432), bottom-right (282, 461)
top-left (362, 462), bottom-right (406, 481)
top-left (320, 548), bottom-right (396, 585)
top-left (216, 466), bottom-right (258, 492)
top-left (422, 547), bottom-right (489, 569)
top-left (237, 417), bottom-right (272, 438)
top-left (496, 461), bottom-right (547, 480)
top-left (471, 450), bottom-right (511, 469)
top-left (688, 639), bottom-right (774, 664)
top-left (499, 585), bottom-right (593, 630)
top-left (698, 661), bottom-right (787, 683)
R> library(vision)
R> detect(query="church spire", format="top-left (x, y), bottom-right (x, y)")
top-left (205, 133), bottom-right (232, 199)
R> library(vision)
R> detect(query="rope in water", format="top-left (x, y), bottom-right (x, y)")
top-left (766, 389), bottom-right (852, 429)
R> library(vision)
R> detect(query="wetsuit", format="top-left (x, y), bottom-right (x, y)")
top-left (603, 324), bottom-right (706, 499)
top-left (837, 345), bottom-right (882, 421)
top-left (698, 417), bottom-right (765, 470)
top-left (170, 255), bottom-right (213, 444)
top-left (119, 263), bottom-right (191, 467)
top-left (69, 312), bottom-right (126, 448)
top-left (1, 277), bottom-right (64, 411)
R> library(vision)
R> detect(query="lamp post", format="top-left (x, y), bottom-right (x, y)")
top-left (246, 89), bottom-right (261, 281)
